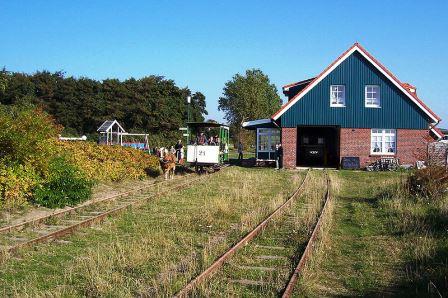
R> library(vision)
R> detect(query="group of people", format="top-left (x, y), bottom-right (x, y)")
top-left (152, 131), bottom-right (224, 164)
top-left (152, 139), bottom-right (185, 164)
top-left (153, 137), bottom-right (284, 170)
top-left (194, 132), bottom-right (221, 146)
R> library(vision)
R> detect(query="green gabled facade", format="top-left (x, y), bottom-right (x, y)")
top-left (279, 51), bottom-right (431, 129)
top-left (244, 43), bottom-right (442, 168)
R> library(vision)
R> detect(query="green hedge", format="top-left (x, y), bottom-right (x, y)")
top-left (33, 157), bottom-right (93, 208)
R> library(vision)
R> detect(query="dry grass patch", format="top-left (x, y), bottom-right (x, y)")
top-left (0, 167), bottom-right (301, 297)
top-left (197, 170), bottom-right (327, 297)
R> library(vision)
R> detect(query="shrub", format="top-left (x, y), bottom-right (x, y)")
top-left (0, 104), bottom-right (161, 211)
top-left (407, 166), bottom-right (448, 200)
top-left (0, 163), bottom-right (39, 210)
top-left (33, 157), bottom-right (93, 208)
top-left (59, 142), bottom-right (161, 182)
top-left (0, 104), bottom-right (61, 175)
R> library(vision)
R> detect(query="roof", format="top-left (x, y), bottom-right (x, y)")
top-left (282, 77), bottom-right (316, 91)
top-left (272, 43), bottom-right (441, 124)
top-left (97, 120), bottom-right (125, 132)
top-left (401, 83), bottom-right (417, 93)
top-left (242, 119), bottom-right (277, 130)
top-left (430, 126), bottom-right (444, 140)
top-left (187, 122), bottom-right (229, 128)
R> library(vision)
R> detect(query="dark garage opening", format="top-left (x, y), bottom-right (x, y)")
top-left (296, 126), bottom-right (340, 168)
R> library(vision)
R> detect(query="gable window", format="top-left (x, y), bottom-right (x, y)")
top-left (371, 129), bottom-right (396, 154)
top-left (330, 85), bottom-right (345, 107)
top-left (365, 85), bottom-right (380, 107)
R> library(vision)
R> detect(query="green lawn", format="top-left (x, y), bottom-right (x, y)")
top-left (228, 148), bottom-right (256, 160)
top-left (1, 168), bottom-right (446, 297)
top-left (297, 170), bottom-right (448, 297)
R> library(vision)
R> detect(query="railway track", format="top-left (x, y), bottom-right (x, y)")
top-left (0, 166), bottom-right (227, 254)
top-left (174, 170), bottom-right (331, 297)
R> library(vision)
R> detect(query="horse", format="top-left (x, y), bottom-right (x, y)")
top-left (160, 152), bottom-right (176, 180)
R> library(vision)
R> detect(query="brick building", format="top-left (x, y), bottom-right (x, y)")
top-left (243, 43), bottom-right (443, 169)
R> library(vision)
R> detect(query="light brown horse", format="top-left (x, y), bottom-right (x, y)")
top-left (160, 153), bottom-right (176, 180)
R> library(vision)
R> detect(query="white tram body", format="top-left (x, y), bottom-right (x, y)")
top-left (186, 145), bottom-right (220, 165)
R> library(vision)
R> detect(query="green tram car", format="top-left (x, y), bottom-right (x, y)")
top-left (184, 122), bottom-right (229, 171)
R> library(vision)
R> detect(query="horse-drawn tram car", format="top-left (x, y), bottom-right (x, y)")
top-left (184, 122), bottom-right (230, 172)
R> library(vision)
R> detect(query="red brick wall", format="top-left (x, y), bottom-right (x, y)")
top-left (280, 127), bottom-right (432, 169)
top-left (281, 127), bottom-right (297, 168)
top-left (396, 129), bottom-right (432, 165)
top-left (340, 129), bottom-right (371, 166)
top-left (340, 128), bottom-right (432, 167)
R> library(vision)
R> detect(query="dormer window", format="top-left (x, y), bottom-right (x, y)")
top-left (330, 85), bottom-right (345, 107)
top-left (365, 85), bottom-right (380, 108)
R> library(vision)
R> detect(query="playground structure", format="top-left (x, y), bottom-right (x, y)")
top-left (97, 120), bottom-right (149, 151)
top-left (59, 135), bottom-right (87, 141)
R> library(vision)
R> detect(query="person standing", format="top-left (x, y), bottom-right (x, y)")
top-left (275, 144), bottom-right (279, 169)
top-left (175, 140), bottom-right (183, 162)
top-left (238, 141), bottom-right (243, 161)
top-left (278, 143), bottom-right (283, 169)
top-left (275, 143), bottom-right (283, 170)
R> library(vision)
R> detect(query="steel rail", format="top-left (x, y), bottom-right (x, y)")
top-left (7, 166), bottom-right (228, 253)
top-left (281, 171), bottom-right (331, 298)
top-left (0, 170), bottom-right (194, 234)
top-left (174, 170), bottom-right (310, 298)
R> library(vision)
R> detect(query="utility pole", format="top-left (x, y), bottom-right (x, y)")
top-left (187, 95), bottom-right (191, 145)
top-left (187, 95), bottom-right (191, 122)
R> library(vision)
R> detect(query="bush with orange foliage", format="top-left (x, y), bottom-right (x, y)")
top-left (59, 141), bottom-right (161, 182)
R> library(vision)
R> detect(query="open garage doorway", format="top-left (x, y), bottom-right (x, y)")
top-left (296, 126), bottom-right (340, 168)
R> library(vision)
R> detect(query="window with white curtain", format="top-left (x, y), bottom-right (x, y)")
top-left (371, 129), bottom-right (396, 154)
top-left (365, 85), bottom-right (381, 107)
top-left (330, 85), bottom-right (345, 107)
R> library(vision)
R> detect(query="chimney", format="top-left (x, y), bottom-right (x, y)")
top-left (402, 83), bottom-right (417, 95)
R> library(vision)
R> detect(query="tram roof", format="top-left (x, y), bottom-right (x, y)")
top-left (186, 122), bottom-right (229, 128)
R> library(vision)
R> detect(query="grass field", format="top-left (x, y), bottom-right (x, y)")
top-left (198, 170), bottom-right (327, 297)
top-left (297, 171), bottom-right (448, 297)
top-left (228, 148), bottom-right (256, 160)
top-left (0, 167), bottom-right (302, 297)
top-left (0, 168), bottom-right (446, 297)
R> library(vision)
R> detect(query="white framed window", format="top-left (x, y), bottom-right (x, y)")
top-left (257, 128), bottom-right (280, 152)
top-left (330, 85), bottom-right (345, 107)
top-left (365, 85), bottom-right (380, 107)
top-left (371, 129), bottom-right (396, 155)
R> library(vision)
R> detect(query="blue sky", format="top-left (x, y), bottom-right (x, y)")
top-left (1, 1), bottom-right (447, 126)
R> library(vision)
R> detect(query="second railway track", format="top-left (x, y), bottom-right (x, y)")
top-left (0, 166), bottom-right (227, 254)
top-left (175, 169), bottom-right (332, 297)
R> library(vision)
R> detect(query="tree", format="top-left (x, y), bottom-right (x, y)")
top-left (0, 69), bottom-right (208, 145)
top-left (189, 91), bottom-right (207, 122)
top-left (0, 68), bottom-right (8, 93)
top-left (219, 69), bottom-right (282, 142)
